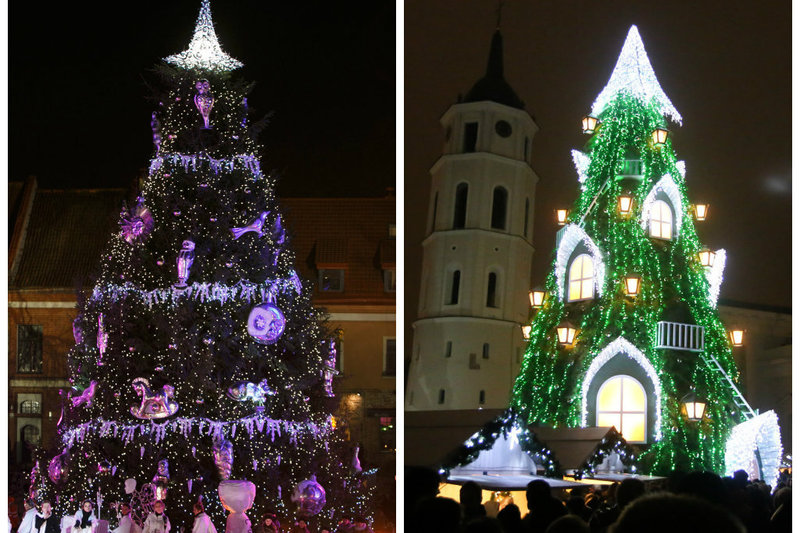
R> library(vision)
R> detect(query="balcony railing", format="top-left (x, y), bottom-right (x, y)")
top-left (655, 321), bottom-right (705, 352)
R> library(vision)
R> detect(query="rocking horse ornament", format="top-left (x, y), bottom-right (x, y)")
top-left (130, 377), bottom-right (179, 419)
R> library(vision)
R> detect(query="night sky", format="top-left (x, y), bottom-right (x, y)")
top-left (9, 1), bottom-right (395, 198)
top-left (405, 1), bottom-right (791, 355)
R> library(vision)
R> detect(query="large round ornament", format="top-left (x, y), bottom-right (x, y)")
top-left (291, 476), bottom-right (326, 516)
top-left (247, 303), bottom-right (285, 345)
top-left (48, 450), bottom-right (70, 484)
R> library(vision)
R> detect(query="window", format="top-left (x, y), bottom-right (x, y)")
top-left (17, 325), bottom-right (43, 373)
top-left (383, 338), bottom-right (396, 377)
top-left (524, 198), bottom-right (530, 238)
top-left (454, 183), bottom-right (468, 229)
top-left (491, 187), bottom-right (508, 230)
top-left (568, 254), bottom-right (594, 301)
top-left (486, 273), bottom-right (498, 308)
top-left (318, 269), bottom-right (344, 292)
top-left (19, 400), bottom-right (41, 415)
top-left (378, 416), bottom-right (395, 452)
top-left (384, 269), bottom-right (396, 292)
top-left (482, 343), bottom-right (490, 359)
top-left (431, 192), bottom-right (438, 233)
top-left (22, 425), bottom-right (40, 446)
top-left (464, 122), bottom-right (478, 152)
top-left (649, 200), bottom-right (673, 240)
top-left (438, 389), bottom-right (446, 404)
top-left (479, 390), bottom-right (486, 405)
top-left (448, 270), bottom-right (461, 305)
top-left (596, 375), bottom-right (646, 443)
top-left (445, 341), bottom-right (452, 358)
top-left (469, 353), bottom-right (481, 369)
top-left (524, 136), bottom-right (530, 162)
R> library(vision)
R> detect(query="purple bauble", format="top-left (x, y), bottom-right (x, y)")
top-left (291, 476), bottom-right (326, 516)
top-left (247, 303), bottom-right (285, 345)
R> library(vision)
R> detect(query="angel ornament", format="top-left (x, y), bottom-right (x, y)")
top-left (194, 79), bottom-right (215, 129)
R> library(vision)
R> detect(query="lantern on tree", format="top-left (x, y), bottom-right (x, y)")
top-left (581, 115), bottom-right (599, 134)
top-left (618, 194), bottom-right (633, 216)
top-left (529, 287), bottom-right (546, 309)
top-left (556, 321), bottom-right (578, 346)
top-left (681, 390), bottom-right (706, 421)
top-left (623, 274), bottom-right (641, 297)
top-left (729, 329), bottom-right (745, 347)
top-left (698, 248), bottom-right (716, 268)
top-left (556, 209), bottom-right (568, 225)
top-left (522, 326), bottom-right (532, 340)
top-left (693, 204), bottom-right (709, 221)
top-left (652, 127), bottom-right (669, 146)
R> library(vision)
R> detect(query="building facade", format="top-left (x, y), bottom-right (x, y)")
top-left (405, 30), bottom-right (538, 411)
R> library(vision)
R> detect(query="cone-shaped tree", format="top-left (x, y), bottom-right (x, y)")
top-left (31, 2), bottom-right (372, 528)
top-left (511, 26), bottom-right (747, 475)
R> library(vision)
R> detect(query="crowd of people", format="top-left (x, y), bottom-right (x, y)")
top-left (406, 466), bottom-right (792, 533)
top-left (8, 499), bottom-right (377, 533)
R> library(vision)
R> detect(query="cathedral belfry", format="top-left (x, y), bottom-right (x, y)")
top-left (406, 28), bottom-right (539, 410)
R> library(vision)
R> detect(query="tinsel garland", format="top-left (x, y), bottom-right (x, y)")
top-left (149, 153), bottom-right (263, 179)
top-left (62, 412), bottom-right (334, 449)
top-left (90, 274), bottom-right (302, 308)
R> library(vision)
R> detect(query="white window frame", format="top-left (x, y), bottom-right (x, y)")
top-left (568, 254), bottom-right (595, 302)
top-left (596, 375), bottom-right (647, 444)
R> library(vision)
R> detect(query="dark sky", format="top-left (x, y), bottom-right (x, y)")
top-left (405, 0), bottom-right (791, 352)
top-left (9, 1), bottom-right (395, 198)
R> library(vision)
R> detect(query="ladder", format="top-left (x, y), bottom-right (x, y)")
top-left (699, 351), bottom-right (756, 423)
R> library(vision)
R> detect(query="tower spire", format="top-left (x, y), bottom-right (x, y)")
top-left (164, 0), bottom-right (243, 73)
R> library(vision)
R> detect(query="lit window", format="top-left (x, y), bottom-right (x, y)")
top-left (17, 325), bottom-right (43, 373)
top-left (596, 375), bottom-right (646, 443)
top-left (318, 269), bottom-right (344, 292)
top-left (649, 200), bottom-right (673, 240)
top-left (568, 254), bottom-right (594, 301)
top-left (19, 400), bottom-right (41, 415)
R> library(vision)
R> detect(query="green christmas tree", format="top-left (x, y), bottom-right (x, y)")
top-left (32, 1), bottom-right (373, 528)
top-left (511, 26), bottom-right (781, 479)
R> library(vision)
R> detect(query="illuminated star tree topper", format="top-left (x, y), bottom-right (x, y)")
top-left (164, 0), bottom-right (243, 73)
top-left (591, 25), bottom-right (682, 125)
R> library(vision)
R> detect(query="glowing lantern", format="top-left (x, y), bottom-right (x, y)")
top-left (698, 248), bottom-right (716, 268)
top-left (556, 209), bottom-right (568, 225)
top-left (556, 321), bottom-right (578, 346)
top-left (522, 326), bottom-right (532, 340)
top-left (693, 204), bottom-right (709, 221)
top-left (729, 329), bottom-right (745, 347)
top-left (529, 288), bottom-right (546, 308)
top-left (624, 275), bottom-right (641, 297)
top-left (581, 115), bottom-right (599, 134)
top-left (681, 390), bottom-right (706, 421)
top-left (618, 195), bottom-right (633, 216)
top-left (652, 127), bottom-right (669, 146)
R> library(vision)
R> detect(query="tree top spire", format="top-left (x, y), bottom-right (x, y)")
top-left (591, 25), bottom-right (681, 125)
top-left (164, 0), bottom-right (243, 73)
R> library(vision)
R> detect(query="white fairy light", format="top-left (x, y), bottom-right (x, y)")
top-left (591, 26), bottom-right (682, 125)
top-left (676, 161), bottom-right (686, 179)
top-left (580, 336), bottom-right (662, 440)
top-left (571, 150), bottom-right (591, 189)
top-left (725, 410), bottom-right (783, 489)
top-left (555, 224), bottom-right (605, 301)
top-left (704, 248), bottom-right (726, 306)
top-left (164, 0), bottom-right (243, 73)
top-left (640, 174), bottom-right (684, 237)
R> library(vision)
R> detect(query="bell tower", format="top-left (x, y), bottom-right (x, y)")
top-left (406, 29), bottom-right (539, 410)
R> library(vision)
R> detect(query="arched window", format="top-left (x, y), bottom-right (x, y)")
top-left (596, 375), bottom-right (646, 443)
top-left (454, 183), bottom-right (468, 229)
top-left (448, 270), bottom-right (461, 305)
top-left (491, 187), bottom-right (508, 230)
top-left (524, 198), bottom-right (530, 238)
top-left (486, 272), bottom-right (498, 307)
top-left (19, 400), bottom-right (40, 414)
top-left (431, 191), bottom-right (438, 233)
top-left (568, 254), bottom-right (594, 301)
top-left (649, 200), bottom-right (673, 240)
